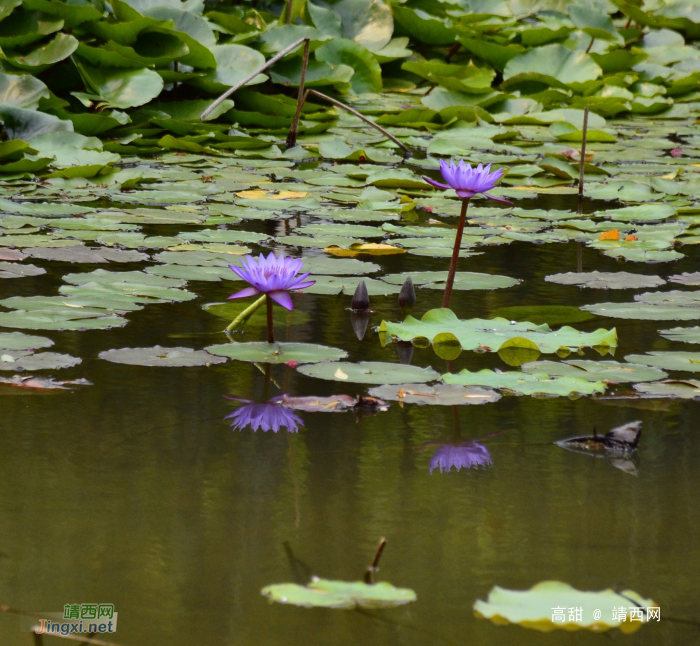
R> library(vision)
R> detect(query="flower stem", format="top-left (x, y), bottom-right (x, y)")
top-left (442, 198), bottom-right (470, 309)
top-left (225, 295), bottom-right (266, 332)
top-left (266, 295), bottom-right (275, 344)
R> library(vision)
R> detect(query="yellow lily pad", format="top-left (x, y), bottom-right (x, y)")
top-left (324, 243), bottom-right (406, 257)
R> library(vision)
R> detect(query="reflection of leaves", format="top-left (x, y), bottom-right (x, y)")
top-left (474, 581), bottom-right (657, 633)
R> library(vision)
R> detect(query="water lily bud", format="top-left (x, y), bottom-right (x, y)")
top-left (351, 280), bottom-right (370, 311)
top-left (398, 276), bottom-right (416, 310)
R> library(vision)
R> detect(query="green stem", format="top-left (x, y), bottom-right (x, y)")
top-left (225, 295), bottom-right (266, 332)
top-left (442, 198), bottom-right (470, 309)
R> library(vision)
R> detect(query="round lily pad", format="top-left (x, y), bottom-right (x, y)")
top-left (521, 360), bottom-right (666, 383)
top-left (261, 578), bottom-right (417, 609)
top-left (659, 326), bottom-right (700, 344)
top-left (545, 271), bottom-right (665, 290)
top-left (491, 305), bottom-right (595, 326)
top-left (298, 361), bottom-right (440, 384)
top-left (205, 342), bottom-right (347, 364)
top-left (669, 272), bottom-right (700, 286)
top-left (367, 383), bottom-right (501, 405)
top-left (99, 346), bottom-right (228, 367)
top-left (634, 380), bottom-right (700, 399)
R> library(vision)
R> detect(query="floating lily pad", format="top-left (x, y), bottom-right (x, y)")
top-left (298, 361), bottom-right (440, 384)
top-left (24, 245), bottom-right (148, 263)
top-left (545, 271), bottom-right (665, 290)
top-left (99, 346), bottom-right (228, 367)
top-left (634, 379), bottom-right (700, 399)
top-left (381, 309), bottom-right (617, 354)
top-left (0, 351), bottom-right (81, 371)
top-left (205, 342), bottom-right (347, 364)
top-left (381, 271), bottom-right (520, 291)
top-left (0, 332), bottom-right (53, 351)
top-left (659, 327), bottom-right (700, 344)
top-left (624, 351), bottom-right (700, 373)
top-left (474, 581), bottom-right (657, 633)
top-left (668, 272), bottom-right (700, 286)
top-left (367, 383), bottom-right (501, 405)
top-left (442, 369), bottom-right (605, 396)
top-left (261, 578), bottom-right (417, 609)
top-left (0, 262), bottom-right (46, 278)
top-left (581, 302), bottom-right (700, 321)
top-left (0, 310), bottom-right (127, 331)
top-left (304, 276), bottom-right (401, 296)
top-left (521, 360), bottom-right (666, 383)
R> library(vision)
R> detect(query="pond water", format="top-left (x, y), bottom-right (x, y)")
top-left (0, 191), bottom-right (698, 645)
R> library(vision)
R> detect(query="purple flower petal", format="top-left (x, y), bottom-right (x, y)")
top-left (423, 176), bottom-right (452, 191)
top-left (268, 290), bottom-right (294, 310)
top-left (228, 286), bottom-right (261, 300)
top-left (482, 192), bottom-right (513, 204)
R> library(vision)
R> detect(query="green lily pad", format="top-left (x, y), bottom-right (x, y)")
top-left (0, 351), bottom-right (80, 371)
top-left (298, 361), bottom-right (440, 384)
top-left (498, 337), bottom-right (541, 367)
top-left (205, 342), bottom-right (347, 364)
top-left (491, 306), bottom-right (596, 326)
top-left (261, 578), bottom-right (417, 609)
top-left (24, 246), bottom-right (148, 263)
top-left (597, 204), bottom-right (676, 222)
top-left (545, 272), bottom-right (665, 290)
top-left (99, 346), bottom-right (228, 367)
top-left (625, 351), bottom-right (700, 373)
top-left (668, 272), bottom-right (700, 286)
top-left (381, 309), bottom-right (617, 354)
top-left (0, 261), bottom-right (45, 278)
top-left (304, 276), bottom-right (401, 296)
top-left (659, 326), bottom-right (700, 343)
top-left (521, 360), bottom-right (666, 383)
top-left (634, 379), bottom-right (700, 399)
top-left (0, 332), bottom-right (53, 351)
top-left (581, 302), bottom-right (700, 321)
top-left (381, 271), bottom-right (520, 291)
top-left (367, 383), bottom-right (500, 405)
top-left (474, 581), bottom-right (656, 633)
top-left (0, 310), bottom-right (127, 331)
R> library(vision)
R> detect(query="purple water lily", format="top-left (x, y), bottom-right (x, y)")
top-left (229, 252), bottom-right (315, 311)
top-left (423, 159), bottom-right (511, 203)
top-left (225, 395), bottom-right (304, 433)
top-left (429, 442), bottom-right (493, 474)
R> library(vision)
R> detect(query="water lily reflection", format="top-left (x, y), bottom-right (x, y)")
top-left (428, 442), bottom-right (493, 474)
top-left (225, 396), bottom-right (304, 433)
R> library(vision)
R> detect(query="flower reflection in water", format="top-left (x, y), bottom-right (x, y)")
top-left (225, 396), bottom-right (304, 434)
top-left (429, 442), bottom-right (493, 474)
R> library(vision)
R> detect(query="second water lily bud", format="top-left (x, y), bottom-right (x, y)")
top-left (398, 276), bottom-right (416, 311)
top-left (351, 280), bottom-right (370, 311)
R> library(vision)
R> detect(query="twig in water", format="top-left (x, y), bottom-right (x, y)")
top-left (288, 89), bottom-right (411, 156)
top-left (364, 537), bottom-right (387, 583)
top-left (286, 39), bottom-right (311, 149)
top-left (200, 38), bottom-right (310, 121)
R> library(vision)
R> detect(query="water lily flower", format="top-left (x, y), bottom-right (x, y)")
top-left (225, 396), bottom-right (304, 433)
top-left (429, 442), bottom-right (493, 474)
top-left (229, 252), bottom-right (315, 310)
top-left (422, 159), bottom-right (512, 308)
top-left (423, 159), bottom-right (511, 204)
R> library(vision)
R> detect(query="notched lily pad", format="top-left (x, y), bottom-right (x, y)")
top-left (261, 578), bottom-right (417, 609)
top-left (99, 346), bottom-right (228, 367)
top-left (521, 360), bottom-right (666, 383)
top-left (634, 379), bottom-right (700, 399)
top-left (205, 342), bottom-right (347, 364)
top-left (0, 351), bottom-right (81, 371)
top-left (367, 383), bottom-right (501, 405)
top-left (0, 261), bottom-right (46, 278)
top-left (24, 245), bottom-right (148, 263)
top-left (0, 332), bottom-right (53, 350)
top-left (381, 271), bottom-right (520, 291)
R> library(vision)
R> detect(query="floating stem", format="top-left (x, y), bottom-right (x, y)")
top-left (442, 198), bottom-right (470, 308)
top-left (286, 39), bottom-right (310, 149)
top-left (225, 295), bottom-right (266, 332)
top-left (364, 537), bottom-right (387, 584)
top-left (200, 38), bottom-right (310, 121)
top-left (266, 295), bottom-right (275, 344)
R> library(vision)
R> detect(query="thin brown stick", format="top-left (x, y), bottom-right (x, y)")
top-left (585, 37), bottom-right (595, 53)
top-left (441, 198), bottom-right (470, 308)
top-left (624, 17), bottom-right (632, 29)
top-left (200, 38), bottom-right (309, 121)
top-left (284, 0), bottom-right (292, 24)
top-left (286, 40), bottom-right (311, 149)
top-left (364, 537), bottom-right (387, 583)
top-left (445, 43), bottom-right (461, 63)
top-left (266, 294), bottom-right (274, 344)
top-left (306, 89), bottom-right (410, 155)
